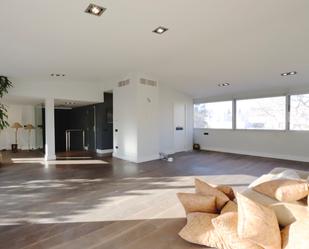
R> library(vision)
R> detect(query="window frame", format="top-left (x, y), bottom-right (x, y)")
top-left (193, 100), bottom-right (233, 130)
top-left (235, 95), bottom-right (287, 131)
top-left (288, 93), bottom-right (309, 132)
top-left (194, 93), bottom-right (309, 132)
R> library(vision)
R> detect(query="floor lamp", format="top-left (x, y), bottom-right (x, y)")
top-left (24, 124), bottom-right (35, 151)
top-left (11, 122), bottom-right (23, 153)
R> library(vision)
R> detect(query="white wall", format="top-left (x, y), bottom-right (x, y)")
top-left (113, 74), bottom-right (160, 163)
top-left (137, 82), bottom-right (159, 162)
top-left (113, 81), bottom-right (139, 162)
top-left (159, 84), bottom-right (193, 155)
top-left (0, 104), bottom-right (40, 150)
top-left (113, 74), bottom-right (194, 163)
top-left (194, 129), bottom-right (309, 162)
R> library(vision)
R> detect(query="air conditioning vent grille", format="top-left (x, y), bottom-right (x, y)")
top-left (118, 79), bottom-right (130, 87)
top-left (140, 78), bottom-right (157, 87)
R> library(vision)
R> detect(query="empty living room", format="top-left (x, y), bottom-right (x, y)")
top-left (0, 1), bottom-right (309, 249)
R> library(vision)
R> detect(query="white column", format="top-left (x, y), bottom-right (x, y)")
top-left (44, 97), bottom-right (56, 160)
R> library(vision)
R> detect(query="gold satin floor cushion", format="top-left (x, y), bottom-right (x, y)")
top-left (177, 173), bottom-right (309, 249)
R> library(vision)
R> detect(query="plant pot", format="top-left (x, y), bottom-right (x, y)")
top-left (11, 144), bottom-right (18, 153)
top-left (193, 143), bottom-right (201, 150)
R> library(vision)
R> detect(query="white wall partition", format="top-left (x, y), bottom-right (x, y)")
top-left (113, 74), bottom-right (160, 163)
top-left (44, 97), bottom-right (56, 160)
top-left (113, 74), bottom-right (193, 163)
top-left (113, 79), bottom-right (139, 162)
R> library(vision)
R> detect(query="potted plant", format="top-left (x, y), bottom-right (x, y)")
top-left (0, 76), bottom-right (13, 160)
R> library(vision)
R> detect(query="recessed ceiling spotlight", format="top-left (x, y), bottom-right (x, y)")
top-left (153, 26), bottom-right (168, 34)
top-left (51, 74), bottom-right (66, 77)
top-left (65, 102), bottom-right (76, 105)
top-left (85, 4), bottom-right (106, 16)
top-left (281, 71), bottom-right (297, 76)
top-left (218, 83), bottom-right (230, 87)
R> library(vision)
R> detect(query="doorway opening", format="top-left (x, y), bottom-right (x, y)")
top-left (50, 92), bottom-right (113, 157)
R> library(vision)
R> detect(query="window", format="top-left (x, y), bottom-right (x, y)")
top-left (236, 96), bottom-right (286, 130)
top-left (290, 94), bottom-right (309, 130)
top-left (194, 101), bottom-right (233, 129)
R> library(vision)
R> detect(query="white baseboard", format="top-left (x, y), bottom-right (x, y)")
top-left (112, 153), bottom-right (137, 163)
top-left (201, 146), bottom-right (309, 163)
top-left (159, 150), bottom-right (175, 155)
top-left (96, 149), bottom-right (113, 154)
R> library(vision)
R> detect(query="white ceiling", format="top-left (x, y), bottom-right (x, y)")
top-left (0, 0), bottom-right (309, 98)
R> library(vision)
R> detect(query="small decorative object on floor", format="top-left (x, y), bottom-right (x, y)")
top-left (193, 143), bottom-right (201, 150)
top-left (11, 122), bottom-right (23, 153)
top-left (159, 152), bottom-right (174, 162)
top-left (24, 124), bottom-right (35, 151)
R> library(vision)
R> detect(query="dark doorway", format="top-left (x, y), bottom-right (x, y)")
top-left (52, 92), bottom-right (113, 153)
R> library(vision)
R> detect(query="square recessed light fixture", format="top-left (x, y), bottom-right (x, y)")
top-left (281, 71), bottom-right (297, 76)
top-left (153, 26), bottom-right (168, 34)
top-left (218, 83), bottom-right (230, 87)
top-left (85, 3), bottom-right (106, 16)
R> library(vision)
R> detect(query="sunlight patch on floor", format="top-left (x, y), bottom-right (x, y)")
top-left (0, 174), bottom-right (255, 226)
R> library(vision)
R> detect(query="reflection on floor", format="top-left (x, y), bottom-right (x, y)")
top-left (0, 150), bottom-right (308, 249)
top-left (1, 150), bottom-right (111, 166)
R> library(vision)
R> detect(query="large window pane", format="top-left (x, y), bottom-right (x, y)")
top-left (290, 94), bottom-right (309, 130)
top-left (194, 101), bottom-right (232, 129)
top-left (236, 96), bottom-right (286, 130)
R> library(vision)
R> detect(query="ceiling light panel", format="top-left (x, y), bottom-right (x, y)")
top-left (85, 4), bottom-right (106, 16)
top-left (153, 26), bottom-right (168, 34)
top-left (218, 83), bottom-right (230, 87)
top-left (51, 74), bottom-right (65, 77)
top-left (281, 71), bottom-right (297, 76)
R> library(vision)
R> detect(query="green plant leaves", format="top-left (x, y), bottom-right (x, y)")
top-left (0, 76), bottom-right (13, 130)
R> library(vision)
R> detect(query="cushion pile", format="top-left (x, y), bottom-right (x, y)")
top-left (177, 177), bottom-right (309, 249)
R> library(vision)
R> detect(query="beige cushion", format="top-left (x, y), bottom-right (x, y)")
top-left (216, 185), bottom-right (235, 201)
top-left (221, 200), bottom-right (238, 214)
top-left (281, 220), bottom-right (309, 249)
top-left (178, 212), bottom-right (225, 248)
top-left (242, 188), bottom-right (308, 226)
top-left (237, 193), bottom-right (281, 249)
top-left (249, 169), bottom-right (303, 189)
top-left (177, 193), bottom-right (217, 214)
top-left (253, 179), bottom-right (308, 202)
top-left (270, 167), bottom-right (309, 180)
top-left (195, 178), bottom-right (230, 210)
top-left (212, 212), bottom-right (263, 249)
top-left (272, 169), bottom-right (301, 180)
top-left (270, 202), bottom-right (309, 227)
